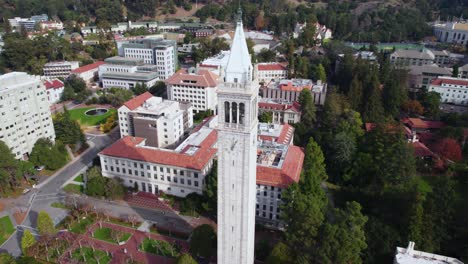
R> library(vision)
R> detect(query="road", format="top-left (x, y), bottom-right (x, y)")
top-left (0, 129), bottom-right (120, 256)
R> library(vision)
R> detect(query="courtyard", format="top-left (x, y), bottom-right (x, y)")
top-left (68, 106), bottom-right (116, 126)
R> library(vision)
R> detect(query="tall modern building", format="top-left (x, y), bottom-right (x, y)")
top-left (0, 72), bottom-right (55, 159)
top-left (217, 9), bottom-right (258, 264)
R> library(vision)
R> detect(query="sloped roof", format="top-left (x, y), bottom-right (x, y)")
top-left (258, 63), bottom-right (287, 71)
top-left (165, 69), bottom-right (218, 87)
top-left (225, 20), bottom-right (252, 80)
top-left (123, 92), bottom-right (153, 110)
top-left (430, 77), bottom-right (468, 86)
top-left (412, 141), bottom-right (435, 158)
top-left (44, 79), bottom-right (64, 90)
top-left (71, 61), bottom-right (105, 74)
top-left (403, 118), bottom-right (446, 130)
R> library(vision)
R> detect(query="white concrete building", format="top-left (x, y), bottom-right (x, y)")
top-left (198, 51), bottom-right (231, 75)
top-left (166, 68), bottom-right (219, 112)
top-left (258, 99), bottom-right (301, 124)
top-left (292, 22), bottom-right (332, 42)
top-left (43, 61), bottom-right (79, 79)
top-left (394, 241), bottom-right (463, 264)
top-left (0, 72), bottom-right (55, 159)
top-left (118, 92), bottom-right (193, 148)
top-left (117, 39), bottom-right (177, 79)
top-left (256, 63), bottom-right (288, 83)
top-left (390, 50), bottom-right (435, 67)
top-left (216, 10), bottom-right (258, 264)
top-left (408, 64), bottom-right (452, 91)
top-left (39, 21), bottom-right (63, 31)
top-left (99, 125), bottom-right (217, 197)
top-left (428, 76), bottom-right (468, 105)
top-left (81, 21), bottom-right (158, 36)
top-left (8, 14), bottom-right (48, 32)
top-left (433, 20), bottom-right (468, 46)
top-left (44, 79), bottom-right (64, 104)
top-left (260, 79), bottom-right (327, 105)
top-left (99, 56), bottom-right (160, 90)
top-left (70, 61), bottom-right (105, 83)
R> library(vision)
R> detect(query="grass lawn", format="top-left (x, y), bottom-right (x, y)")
top-left (68, 107), bottom-right (116, 126)
top-left (50, 202), bottom-right (68, 209)
top-left (93, 227), bottom-right (132, 244)
top-left (71, 247), bottom-right (111, 264)
top-left (108, 217), bottom-right (139, 228)
top-left (139, 238), bottom-right (180, 258)
top-left (0, 216), bottom-right (15, 245)
top-left (63, 184), bottom-right (84, 194)
top-left (73, 174), bottom-right (84, 183)
top-left (69, 217), bottom-right (95, 234)
top-left (150, 226), bottom-right (189, 240)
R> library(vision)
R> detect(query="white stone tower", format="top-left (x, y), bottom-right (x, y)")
top-left (217, 8), bottom-right (258, 264)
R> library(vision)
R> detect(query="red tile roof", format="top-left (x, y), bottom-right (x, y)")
top-left (412, 141), bottom-right (435, 158)
top-left (279, 81), bottom-right (312, 92)
top-left (256, 146), bottom-right (304, 188)
top-left (44, 79), bottom-right (64, 90)
top-left (258, 101), bottom-right (300, 112)
top-left (166, 69), bottom-right (218, 88)
top-left (123, 92), bottom-right (153, 110)
top-left (71, 61), bottom-right (105, 74)
top-left (258, 63), bottom-right (287, 71)
top-left (403, 118), bottom-right (446, 130)
top-left (99, 132), bottom-right (218, 170)
top-left (430, 77), bottom-right (468, 86)
top-left (258, 124), bottom-right (295, 145)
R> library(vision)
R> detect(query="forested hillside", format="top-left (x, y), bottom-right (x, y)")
top-left (0, 0), bottom-right (467, 42)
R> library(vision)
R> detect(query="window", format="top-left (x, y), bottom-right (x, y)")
top-left (181, 178), bottom-right (185, 184)
top-left (188, 180), bottom-right (192, 186)
top-left (140, 171), bottom-right (144, 177)
top-left (193, 172), bottom-right (198, 178)
top-left (194, 181), bottom-right (199, 187)
top-left (167, 176), bottom-right (171, 182)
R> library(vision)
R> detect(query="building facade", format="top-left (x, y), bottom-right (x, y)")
top-left (99, 56), bottom-right (160, 89)
top-left (390, 50), bottom-right (435, 67)
top-left (256, 63), bottom-right (288, 83)
top-left (118, 92), bottom-right (193, 148)
top-left (428, 76), bottom-right (468, 105)
top-left (408, 65), bottom-right (452, 91)
top-left (260, 79), bottom-right (327, 105)
top-left (216, 11), bottom-right (257, 264)
top-left (433, 20), bottom-right (468, 45)
top-left (0, 72), bottom-right (55, 159)
top-left (258, 99), bottom-right (301, 124)
top-left (44, 79), bottom-right (64, 104)
top-left (43, 61), bottom-right (80, 79)
top-left (70, 61), bottom-right (105, 83)
top-left (394, 241), bottom-right (463, 264)
top-left (166, 68), bottom-right (219, 112)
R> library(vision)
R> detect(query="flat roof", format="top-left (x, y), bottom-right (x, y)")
top-left (101, 71), bottom-right (159, 81)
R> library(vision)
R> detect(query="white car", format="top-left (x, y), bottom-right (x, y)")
top-left (22, 188), bottom-right (30, 194)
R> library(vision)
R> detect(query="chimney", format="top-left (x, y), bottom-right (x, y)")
top-left (406, 241), bottom-right (415, 255)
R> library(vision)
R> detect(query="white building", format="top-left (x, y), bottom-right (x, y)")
top-left (198, 50), bottom-right (231, 75)
top-left (260, 79), bottom-right (327, 105)
top-left (44, 79), bottom-right (64, 104)
top-left (394, 241), bottom-right (463, 264)
top-left (258, 99), bottom-right (301, 124)
top-left (8, 14), bottom-right (48, 32)
top-left (118, 92), bottom-right (193, 148)
top-left (428, 76), bottom-right (468, 105)
top-left (433, 20), bottom-right (468, 45)
top-left (293, 22), bottom-right (332, 42)
top-left (99, 125), bottom-right (217, 197)
top-left (117, 38), bottom-right (177, 80)
top-left (390, 50), bottom-right (435, 67)
top-left (43, 61), bottom-right (80, 79)
top-left (408, 64), bottom-right (452, 91)
top-left (70, 61), bottom-right (105, 83)
top-left (216, 10), bottom-right (257, 264)
top-left (166, 68), bottom-right (219, 112)
top-left (177, 43), bottom-right (200, 53)
top-left (39, 21), bottom-right (63, 31)
top-left (256, 63), bottom-right (288, 83)
top-left (0, 72), bottom-right (55, 159)
top-left (99, 56), bottom-right (160, 90)
top-left (81, 21), bottom-right (158, 36)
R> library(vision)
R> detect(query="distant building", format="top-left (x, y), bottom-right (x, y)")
top-left (117, 38), bottom-right (177, 79)
top-left (43, 61), bottom-right (79, 79)
top-left (198, 51), bottom-right (231, 75)
top-left (39, 21), bottom-right (63, 31)
top-left (117, 92), bottom-right (193, 148)
top-left (70, 61), bottom-right (105, 83)
top-left (258, 99), bottom-right (301, 124)
top-left (81, 20), bottom-right (158, 36)
top-left (0, 72), bottom-right (55, 159)
top-left (292, 22), bottom-right (332, 42)
top-left (44, 79), bottom-right (64, 104)
top-left (99, 56), bottom-right (160, 89)
top-left (195, 29), bottom-right (214, 38)
top-left (428, 76), bottom-right (468, 105)
top-left (177, 43), bottom-right (200, 53)
top-left (408, 64), bottom-right (452, 91)
top-left (458, 64), bottom-right (468, 78)
top-left (8, 14), bottom-right (48, 32)
top-left (166, 68), bottom-right (219, 112)
top-left (256, 63), bottom-right (288, 83)
top-left (260, 79), bottom-right (327, 105)
top-left (390, 49), bottom-right (435, 67)
top-left (433, 20), bottom-right (468, 45)
top-left (394, 241), bottom-right (463, 264)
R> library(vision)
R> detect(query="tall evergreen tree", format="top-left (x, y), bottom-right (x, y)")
top-left (363, 71), bottom-right (384, 122)
top-left (348, 76), bottom-right (363, 112)
top-left (298, 89), bottom-right (316, 128)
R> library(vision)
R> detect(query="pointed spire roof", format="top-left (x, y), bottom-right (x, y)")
top-left (225, 8), bottom-right (252, 83)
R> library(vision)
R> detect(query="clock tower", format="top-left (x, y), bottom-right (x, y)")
top-left (216, 8), bottom-right (258, 264)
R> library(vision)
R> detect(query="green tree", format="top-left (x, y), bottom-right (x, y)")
top-left (0, 253), bottom-right (16, 264)
top-left (53, 108), bottom-right (85, 145)
top-left (303, 139), bottom-right (327, 183)
top-left (257, 49), bottom-right (276, 63)
top-left (131, 82), bottom-right (147, 95)
top-left (383, 69), bottom-right (408, 118)
top-left (0, 141), bottom-right (21, 196)
top-left (315, 64), bottom-right (327, 81)
top-left (259, 111), bottom-right (273, 123)
top-left (453, 64), bottom-right (459, 77)
top-left (420, 89), bottom-right (441, 118)
top-left (190, 224), bottom-right (216, 259)
top-left (202, 161), bottom-right (217, 214)
top-left (29, 138), bottom-right (68, 170)
top-left (266, 242), bottom-right (293, 264)
top-left (348, 77), bottom-right (363, 112)
top-left (21, 229), bottom-right (36, 253)
top-left (37, 211), bottom-right (55, 235)
top-left (86, 176), bottom-right (107, 197)
top-left (362, 71), bottom-right (384, 122)
top-left (176, 254), bottom-right (197, 264)
top-left (298, 89), bottom-right (316, 128)
top-left (149, 81), bottom-right (167, 97)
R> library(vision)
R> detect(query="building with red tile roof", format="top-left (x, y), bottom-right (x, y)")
top-left (258, 123), bottom-right (295, 145)
top-left (166, 69), bottom-right (219, 112)
top-left (428, 76), bottom-right (468, 105)
top-left (122, 92), bottom-right (153, 111)
top-left (402, 118), bottom-right (446, 132)
top-left (260, 78), bottom-right (327, 105)
top-left (258, 99), bottom-right (301, 124)
top-left (256, 63), bottom-right (288, 83)
top-left (43, 79), bottom-right (64, 104)
top-left (70, 61), bottom-right (105, 83)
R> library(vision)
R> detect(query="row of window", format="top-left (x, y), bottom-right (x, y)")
top-left (104, 158), bottom-right (199, 178)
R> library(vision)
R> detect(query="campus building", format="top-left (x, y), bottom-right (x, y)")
top-left (44, 79), bottom-right (64, 104)
top-left (428, 76), bottom-right (468, 105)
top-left (117, 38), bottom-right (177, 79)
top-left (43, 61), bottom-right (80, 79)
top-left (166, 68), bottom-right (219, 112)
top-left (258, 99), bottom-right (301, 124)
top-left (260, 79), bottom-right (327, 105)
top-left (117, 92), bottom-right (193, 148)
top-left (99, 56), bottom-right (160, 90)
top-left (394, 241), bottom-right (463, 264)
top-left (433, 20), bottom-right (468, 46)
top-left (256, 63), bottom-right (288, 83)
top-left (408, 64), bottom-right (452, 91)
top-left (0, 72), bottom-right (55, 159)
top-left (70, 61), bottom-right (105, 83)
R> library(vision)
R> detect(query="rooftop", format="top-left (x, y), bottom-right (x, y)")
top-left (133, 97), bottom-right (180, 116)
top-left (0, 72), bottom-right (42, 92)
top-left (430, 76), bottom-right (468, 87)
top-left (44, 79), bottom-right (64, 90)
top-left (123, 92), bottom-right (153, 110)
top-left (201, 51), bottom-right (231, 67)
top-left (44, 61), bottom-right (79, 66)
top-left (391, 49), bottom-right (435, 60)
top-left (395, 242), bottom-right (463, 264)
top-left (409, 64), bottom-right (452, 75)
top-left (71, 61), bottom-right (105, 74)
top-left (258, 123), bottom-right (295, 145)
top-left (257, 63), bottom-right (288, 71)
top-left (403, 118), bottom-right (446, 130)
top-left (258, 99), bottom-right (301, 113)
top-left (166, 69), bottom-right (219, 88)
top-left (101, 71), bottom-right (159, 81)
top-left (104, 56), bottom-right (144, 66)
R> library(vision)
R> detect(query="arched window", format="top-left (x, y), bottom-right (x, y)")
top-left (232, 102), bottom-right (238, 124)
top-left (239, 103), bottom-right (245, 125)
top-left (224, 101), bottom-right (230, 123)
